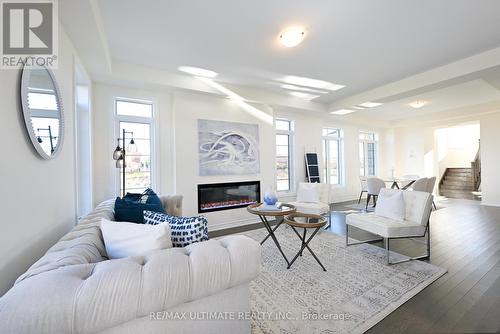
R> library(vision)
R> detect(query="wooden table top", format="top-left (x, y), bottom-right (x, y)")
top-left (247, 203), bottom-right (296, 217)
top-left (284, 213), bottom-right (326, 228)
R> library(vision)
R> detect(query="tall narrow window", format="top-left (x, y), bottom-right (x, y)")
top-left (275, 119), bottom-right (294, 192)
top-left (116, 99), bottom-right (154, 195)
top-left (322, 128), bottom-right (343, 184)
top-left (359, 131), bottom-right (378, 176)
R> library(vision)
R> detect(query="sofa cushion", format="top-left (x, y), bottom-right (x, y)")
top-left (287, 201), bottom-right (329, 215)
top-left (375, 189), bottom-right (405, 221)
top-left (144, 211), bottom-right (209, 247)
top-left (346, 213), bottom-right (427, 238)
top-left (101, 218), bottom-right (173, 259)
top-left (114, 196), bottom-right (164, 224)
top-left (124, 188), bottom-right (162, 206)
top-left (296, 183), bottom-right (320, 203)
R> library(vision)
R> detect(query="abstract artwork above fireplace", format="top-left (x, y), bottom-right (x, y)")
top-left (198, 119), bottom-right (260, 176)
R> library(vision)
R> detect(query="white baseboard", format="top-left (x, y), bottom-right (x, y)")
top-left (208, 197), bottom-right (360, 232)
top-left (209, 216), bottom-right (262, 231)
top-left (481, 202), bottom-right (500, 208)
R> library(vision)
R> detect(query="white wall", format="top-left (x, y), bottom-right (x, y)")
top-left (0, 29), bottom-right (86, 295)
top-left (435, 123), bottom-right (480, 179)
top-left (92, 84), bottom-right (387, 230)
top-left (274, 107), bottom-right (385, 203)
top-left (385, 114), bottom-right (500, 201)
top-left (173, 92), bottom-right (275, 230)
top-left (480, 112), bottom-right (500, 206)
top-left (92, 84), bottom-right (175, 205)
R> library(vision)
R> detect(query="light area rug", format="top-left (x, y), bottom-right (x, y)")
top-left (243, 227), bottom-right (446, 334)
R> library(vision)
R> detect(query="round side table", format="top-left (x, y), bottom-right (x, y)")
top-left (284, 213), bottom-right (327, 271)
top-left (247, 203), bottom-right (296, 266)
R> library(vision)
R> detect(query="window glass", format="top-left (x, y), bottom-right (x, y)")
top-left (359, 131), bottom-right (378, 176)
top-left (116, 100), bottom-right (153, 118)
top-left (322, 128), bottom-right (343, 185)
top-left (275, 119), bottom-right (294, 191)
top-left (28, 92), bottom-right (58, 111)
top-left (116, 99), bottom-right (154, 195)
top-left (119, 121), bottom-right (152, 194)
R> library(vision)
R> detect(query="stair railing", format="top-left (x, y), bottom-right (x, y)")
top-left (471, 139), bottom-right (481, 191)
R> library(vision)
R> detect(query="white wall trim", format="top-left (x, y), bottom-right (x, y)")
top-left (209, 217), bottom-right (261, 232)
top-left (480, 202), bottom-right (500, 208)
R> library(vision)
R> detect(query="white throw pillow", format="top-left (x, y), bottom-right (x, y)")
top-left (375, 189), bottom-right (406, 221)
top-left (101, 218), bottom-right (173, 259)
top-left (296, 183), bottom-right (320, 203)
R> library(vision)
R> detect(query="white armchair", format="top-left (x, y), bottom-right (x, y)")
top-left (426, 176), bottom-right (437, 210)
top-left (346, 189), bottom-right (433, 265)
top-left (366, 177), bottom-right (386, 209)
top-left (358, 176), bottom-right (368, 204)
top-left (288, 182), bottom-right (331, 228)
top-left (411, 177), bottom-right (429, 191)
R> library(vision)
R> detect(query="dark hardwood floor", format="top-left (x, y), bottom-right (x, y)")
top-left (211, 198), bottom-right (500, 333)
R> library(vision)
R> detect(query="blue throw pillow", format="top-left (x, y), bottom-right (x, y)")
top-left (115, 189), bottom-right (164, 223)
top-left (124, 188), bottom-right (162, 205)
top-left (143, 210), bottom-right (209, 247)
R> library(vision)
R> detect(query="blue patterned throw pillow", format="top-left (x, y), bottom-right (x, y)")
top-left (143, 211), bottom-right (209, 247)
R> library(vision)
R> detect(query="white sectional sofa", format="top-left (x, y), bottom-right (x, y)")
top-left (0, 197), bottom-right (261, 334)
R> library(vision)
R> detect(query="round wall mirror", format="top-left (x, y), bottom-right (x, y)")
top-left (21, 65), bottom-right (64, 159)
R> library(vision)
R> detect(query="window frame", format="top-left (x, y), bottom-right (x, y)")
top-left (322, 127), bottom-right (344, 185)
top-left (275, 118), bottom-right (295, 193)
top-left (115, 97), bottom-right (156, 196)
top-left (359, 131), bottom-right (379, 177)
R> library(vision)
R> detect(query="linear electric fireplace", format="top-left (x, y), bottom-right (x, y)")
top-left (198, 181), bottom-right (261, 213)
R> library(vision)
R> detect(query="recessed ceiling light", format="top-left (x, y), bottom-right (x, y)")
top-left (279, 27), bottom-right (306, 47)
top-left (330, 109), bottom-right (355, 115)
top-left (279, 75), bottom-right (344, 91)
top-left (359, 102), bottom-right (382, 108)
top-left (178, 66), bottom-right (218, 78)
top-left (408, 100), bottom-right (429, 109)
top-left (289, 91), bottom-right (320, 100)
top-left (352, 106), bottom-right (366, 110)
top-left (280, 84), bottom-right (328, 94)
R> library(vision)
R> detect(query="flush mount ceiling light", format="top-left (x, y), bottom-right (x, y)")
top-left (408, 100), bottom-right (429, 109)
top-left (280, 84), bottom-right (328, 94)
top-left (279, 27), bottom-right (306, 47)
top-left (279, 75), bottom-right (344, 91)
top-left (178, 66), bottom-right (218, 78)
top-left (352, 106), bottom-right (366, 110)
top-left (330, 109), bottom-right (355, 115)
top-left (359, 102), bottom-right (383, 108)
top-left (289, 91), bottom-right (321, 100)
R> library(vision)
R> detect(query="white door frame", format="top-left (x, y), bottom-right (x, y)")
top-left (73, 56), bottom-right (93, 220)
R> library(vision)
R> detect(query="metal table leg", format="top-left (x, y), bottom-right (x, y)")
top-left (288, 226), bottom-right (326, 271)
top-left (260, 217), bottom-right (284, 244)
top-left (259, 215), bottom-right (290, 266)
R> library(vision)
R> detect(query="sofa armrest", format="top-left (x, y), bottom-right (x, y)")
top-left (160, 195), bottom-right (183, 216)
top-left (0, 235), bottom-right (260, 334)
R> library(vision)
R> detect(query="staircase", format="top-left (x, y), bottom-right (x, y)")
top-left (439, 140), bottom-right (481, 200)
top-left (439, 168), bottom-right (480, 200)
top-left (439, 168), bottom-right (475, 199)
top-left (439, 168), bottom-right (476, 199)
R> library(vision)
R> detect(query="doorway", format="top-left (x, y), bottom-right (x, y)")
top-left (434, 122), bottom-right (480, 201)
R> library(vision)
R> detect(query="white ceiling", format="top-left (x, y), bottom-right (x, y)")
top-left (347, 79), bottom-right (500, 121)
top-left (95, 0), bottom-right (500, 104)
top-left (60, 0), bottom-right (500, 123)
